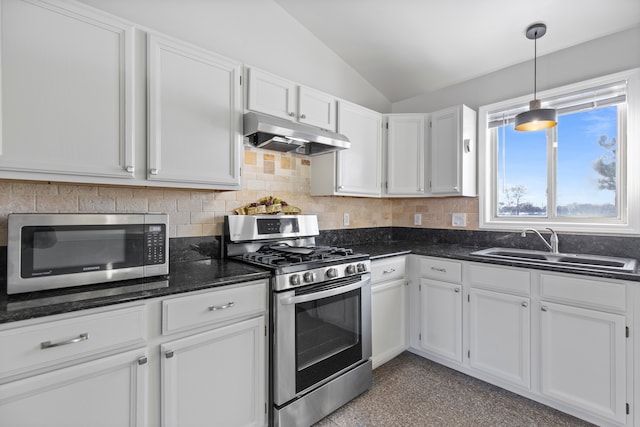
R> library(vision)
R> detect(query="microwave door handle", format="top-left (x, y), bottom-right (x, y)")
top-left (280, 279), bottom-right (368, 305)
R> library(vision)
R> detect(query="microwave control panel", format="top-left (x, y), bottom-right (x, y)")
top-left (145, 225), bottom-right (166, 265)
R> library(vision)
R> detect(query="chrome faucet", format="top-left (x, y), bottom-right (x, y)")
top-left (521, 228), bottom-right (559, 253)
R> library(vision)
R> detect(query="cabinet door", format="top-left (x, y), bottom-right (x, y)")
top-left (419, 278), bottom-right (462, 363)
top-left (246, 68), bottom-right (296, 121)
top-left (161, 316), bottom-right (266, 427)
top-left (469, 288), bottom-right (530, 389)
top-left (430, 106), bottom-right (461, 195)
top-left (540, 301), bottom-right (626, 424)
top-left (0, 0), bottom-right (135, 182)
top-left (0, 348), bottom-right (148, 427)
top-left (386, 115), bottom-right (426, 196)
top-left (372, 278), bottom-right (407, 368)
top-left (335, 101), bottom-right (382, 196)
top-left (297, 86), bottom-right (337, 131)
top-left (148, 34), bottom-right (242, 188)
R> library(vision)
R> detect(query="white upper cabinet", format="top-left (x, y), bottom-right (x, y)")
top-left (0, 0), bottom-right (136, 182)
top-left (147, 34), bottom-right (242, 189)
top-left (246, 67), bottom-right (337, 131)
top-left (429, 105), bottom-right (477, 196)
top-left (385, 114), bottom-right (426, 196)
top-left (310, 100), bottom-right (382, 197)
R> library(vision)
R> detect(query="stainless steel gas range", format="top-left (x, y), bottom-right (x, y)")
top-left (224, 214), bottom-right (372, 427)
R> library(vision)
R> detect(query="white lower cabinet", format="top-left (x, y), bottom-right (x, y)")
top-left (469, 288), bottom-right (530, 389)
top-left (161, 316), bottom-right (265, 427)
top-left (409, 256), bottom-right (634, 426)
top-left (419, 278), bottom-right (462, 363)
top-left (371, 256), bottom-right (408, 368)
top-left (0, 348), bottom-right (148, 427)
top-left (0, 279), bottom-right (268, 427)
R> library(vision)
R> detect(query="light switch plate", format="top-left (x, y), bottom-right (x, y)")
top-left (343, 213), bottom-right (350, 226)
top-left (452, 213), bottom-right (466, 227)
top-left (414, 213), bottom-right (422, 226)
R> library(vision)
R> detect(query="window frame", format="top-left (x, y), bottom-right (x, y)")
top-left (478, 68), bottom-right (640, 234)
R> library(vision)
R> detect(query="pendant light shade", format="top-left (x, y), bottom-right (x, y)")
top-left (514, 23), bottom-right (557, 132)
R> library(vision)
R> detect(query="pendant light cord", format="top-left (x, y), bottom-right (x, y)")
top-left (533, 28), bottom-right (538, 100)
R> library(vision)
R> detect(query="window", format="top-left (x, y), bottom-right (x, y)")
top-left (479, 69), bottom-right (640, 234)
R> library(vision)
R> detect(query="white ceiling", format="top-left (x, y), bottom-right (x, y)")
top-left (274, 0), bottom-right (640, 103)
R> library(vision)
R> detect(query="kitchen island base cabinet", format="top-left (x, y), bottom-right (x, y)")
top-left (161, 316), bottom-right (266, 427)
top-left (540, 301), bottom-right (626, 424)
top-left (0, 348), bottom-right (148, 427)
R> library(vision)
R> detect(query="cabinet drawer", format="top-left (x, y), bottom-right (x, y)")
top-left (163, 280), bottom-right (267, 334)
top-left (540, 273), bottom-right (626, 312)
top-left (420, 258), bottom-right (462, 283)
top-left (0, 305), bottom-right (146, 380)
top-left (372, 256), bottom-right (406, 283)
top-left (468, 263), bottom-right (530, 295)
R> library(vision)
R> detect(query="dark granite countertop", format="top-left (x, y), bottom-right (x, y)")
top-left (352, 241), bottom-right (640, 282)
top-left (0, 259), bottom-right (271, 324)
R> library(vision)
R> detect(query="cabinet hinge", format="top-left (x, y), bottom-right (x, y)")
top-left (265, 325), bottom-right (267, 337)
top-left (468, 294), bottom-right (470, 303)
top-left (429, 121), bottom-right (432, 128)
top-left (240, 75), bottom-right (242, 85)
top-left (239, 167), bottom-right (242, 177)
top-left (626, 326), bottom-right (630, 338)
top-left (418, 333), bottom-right (421, 341)
top-left (627, 403), bottom-right (630, 415)
top-left (418, 284), bottom-right (421, 291)
top-left (468, 350), bottom-right (470, 358)
top-left (386, 122), bottom-right (389, 129)
top-left (429, 180), bottom-right (432, 189)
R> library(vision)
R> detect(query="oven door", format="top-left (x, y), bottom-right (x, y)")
top-left (273, 273), bottom-right (371, 406)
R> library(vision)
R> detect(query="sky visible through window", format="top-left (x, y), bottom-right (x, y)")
top-left (497, 106), bottom-right (618, 217)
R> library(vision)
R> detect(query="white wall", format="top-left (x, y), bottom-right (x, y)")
top-left (393, 26), bottom-right (640, 113)
top-left (76, 0), bottom-right (392, 113)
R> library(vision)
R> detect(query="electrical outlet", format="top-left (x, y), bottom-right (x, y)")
top-left (343, 213), bottom-right (350, 226)
top-left (452, 213), bottom-right (467, 227)
top-left (414, 213), bottom-right (422, 226)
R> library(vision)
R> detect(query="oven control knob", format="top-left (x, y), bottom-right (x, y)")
top-left (345, 264), bottom-right (356, 275)
top-left (326, 268), bottom-right (338, 279)
top-left (303, 272), bottom-right (316, 283)
top-left (357, 263), bottom-right (367, 273)
top-left (289, 274), bottom-right (301, 286)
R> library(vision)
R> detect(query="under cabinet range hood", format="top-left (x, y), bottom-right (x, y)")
top-left (243, 111), bottom-right (350, 155)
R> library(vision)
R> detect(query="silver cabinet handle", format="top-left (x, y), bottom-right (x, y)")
top-left (454, 288), bottom-right (460, 293)
top-left (150, 168), bottom-right (159, 175)
top-left (522, 301), bottom-right (528, 307)
top-left (300, 113), bottom-right (306, 119)
top-left (431, 267), bottom-right (447, 273)
top-left (383, 268), bottom-right (396, 274)
top-left (165, 350), bottom-right (174, 359)
top-left (453, 186), bottom-right (459, 191)
top-left (541, 306), bottom-right (548, 312)
top-left (41, 333), bottom-right (89, 349)
top-left (125, 166), bottom-right (134, 173)
top-left (288, 112), bottom-right (295, 117)
top-left (418, 188), bottom-right (424, 192)
top-left (338, 185), bottom-right (344, 190)
top-left (208, 301), bottom-right (235, 311)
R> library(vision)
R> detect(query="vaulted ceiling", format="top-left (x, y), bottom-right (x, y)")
top-left (275, 0), bottom-right (640, 102)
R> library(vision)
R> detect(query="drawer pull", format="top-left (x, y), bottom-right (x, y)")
top-left (383, 268), bottom-right (396, 274)
top-left (431, 267), bottom-right (447, 273)
top-left (40, 333), bottom-right (89, 350)
top-left (208, 301), bottom-right (235, 311)
top-left (165, 351), bottom-right (174, 359)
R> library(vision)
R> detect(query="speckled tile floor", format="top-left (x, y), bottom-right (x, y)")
top-left (312, 352), bottom-right (594, 427)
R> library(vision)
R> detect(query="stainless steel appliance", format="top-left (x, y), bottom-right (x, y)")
top-left (7, 213), bottom-right (168, 294)
top-left (224, 215), bottom-right (372, 427)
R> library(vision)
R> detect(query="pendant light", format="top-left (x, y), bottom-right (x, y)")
top-left (514, 23), bottom-right (557, 132)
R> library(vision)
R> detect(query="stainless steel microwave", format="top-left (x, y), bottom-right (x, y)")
top-left (7, 213), bottom-right (169, 294)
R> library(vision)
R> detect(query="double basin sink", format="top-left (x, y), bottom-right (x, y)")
top-left (470, 247), bottom-right (638, 273)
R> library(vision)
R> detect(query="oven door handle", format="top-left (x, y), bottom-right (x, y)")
top-left (280, 279), bottom-right (366, 305)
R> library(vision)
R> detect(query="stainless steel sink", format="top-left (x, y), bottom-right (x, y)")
top-left (470, 247), bottom-right (638, 273)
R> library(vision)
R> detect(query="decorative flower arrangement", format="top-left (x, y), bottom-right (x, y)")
top-left (234, 196), bottom-right (302, 215)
